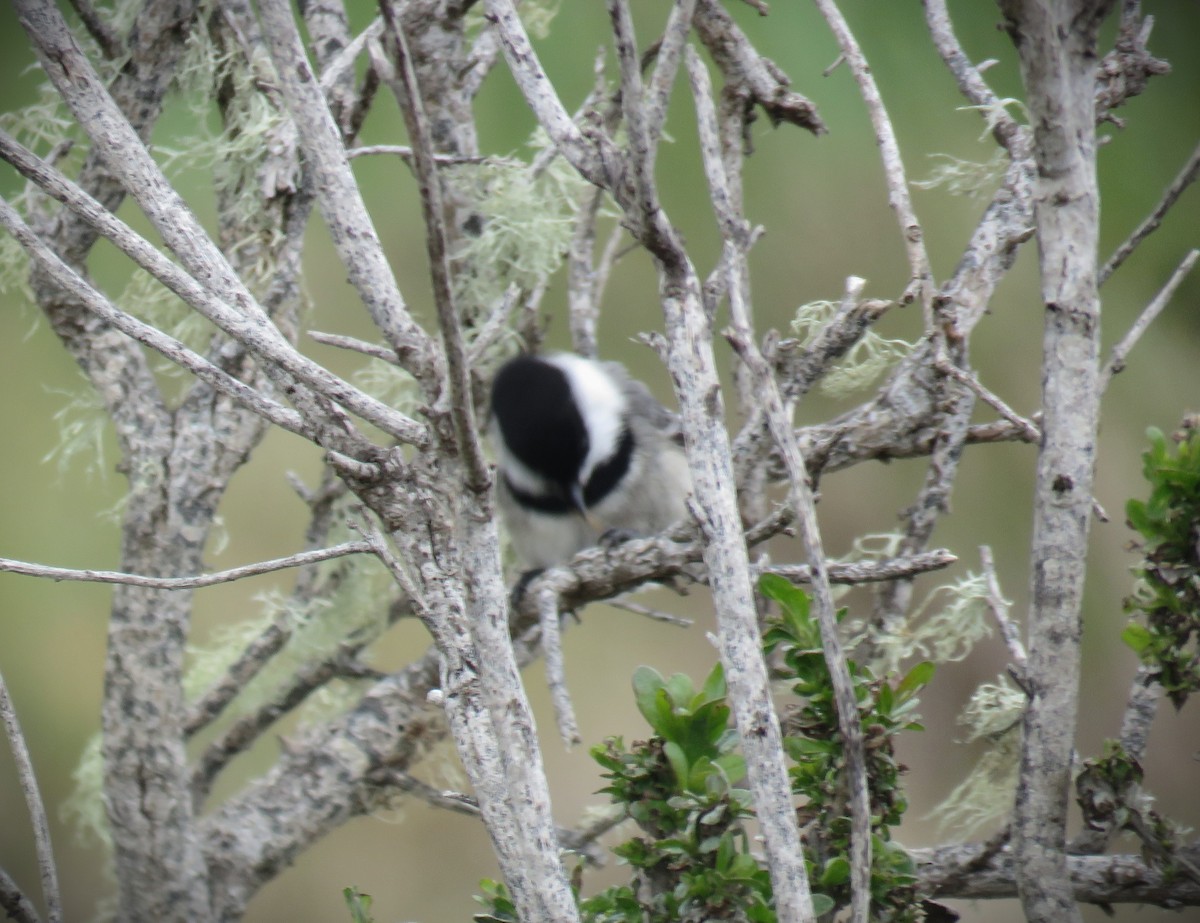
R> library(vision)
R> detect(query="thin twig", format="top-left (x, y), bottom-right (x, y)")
top-left (381, 8), bottom-right (489, 492)
top-left (687, 43), bottom-right (836, 923)
top-left (814, 0), bottom-right (934, 321)
top-left (922, 0), bottom-right (1025, 154)
top-left (372, 768), bottom-right (481, 817)
top-left (0, 868), bottom-right (42, 923)
top-left (763, 549), bottom-right (958, 586)
top-left (606, 598), bottom-right (694, 627)
top-left (308, 331), bottom-right (402, 365)
top-left (0, 542), bottom-right (372, 591)
top-left (1100, 143), bottom-right (1200, 284)
top-left (346, 143), bottom-right (492, 165)
top-left (936, 359), bottom-right (1041, 443)
top-left (979, 545), bottom-right (1027, 672)
top-left (1102, 248), bottom-right (1200, 386)
top-left (0, 135), bottom-right (423, 446)
top-left (0, 669), bottom-right (61, 923)
top-left (0, 194), bottom-right (312, 442)
top-left (535, 583), bottom-right (581, 746)
top-left (557, 805), bottom-right (627, 856)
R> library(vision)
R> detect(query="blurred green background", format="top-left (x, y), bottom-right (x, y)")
top-left (1, 2), bottom-right (1197, 921)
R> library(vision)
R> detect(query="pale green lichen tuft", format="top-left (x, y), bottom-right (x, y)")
top-left (120, 268), bottom-right (217, 374)
top-left (791, 301), bottom-right (911, 398)
top-left (61, 733), bottom-right (110, 850)
top-left (465, 0), bottom-right (561, 40)
top-left (183, 515), bottom-right (397, 727)
top-left (353, 362), bottom-right (421, 419)
top-left (932, 675), bottom-right (1025, 836)
top-left (43, 385), bottom-right (110, 483)
top-left (446, 130), bottom-right (588, 324)
top-left (912, 150), bottom-right (1008, 199)
top-left (961, 97), bottom-right (1029, 141)
top-left (850, 556), bottom-right (993, 676)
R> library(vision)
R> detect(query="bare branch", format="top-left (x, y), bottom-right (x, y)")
top-left (605, 598), bottom-right (694, 627)
top-left (692, 0), bottom-right (825, 135)
top-left (66, 0), bottom-right (121, 59)
top-left (346, 143), bottom-right (491, 165)
top-left (0, 131), bottom-right (423, 447)
top-left (996, 4), bottom-right (1115, 921)
top-left (690, 41), bottom-right (868, 919)
top-left (190, 645), bottom-right (384, 806)
top-left (936, 359), bottom-right (1041, 443)
top-left (643, 0), bottom-right (697, 163)
top-left (763, 549), bottom-right (958, 586)
top-left (484, 0), bottom-right (615, 189)
top-left (0, 543), bottom-right (372, 591)
top-left (0, 669), bottom-right (61, 923)
top-left (0, 194), bottom-right (312, 442)
top-left (534, 581), bottom-right (581, 746)
top-left (0, 868), bottom-right (42, 923)
top-left (1102, 248), bottom-right (1200, 385)
top-left (914, 842), bottom-right (1200, 906)
top-left (1100, 142), bottom-right (1200, 284)
top-left (644, 30), bottom-right (817, 920)
top-left (380, 6), bottom-right (490, 492)
top-left (1117, 665), bottom-right (1160, 763)
top-left (979, 545), bottom-right (1027, 672)
top-left (922, 0), bottom-right (1026, 154)
top-left (254, 0), bottom-right (439, 385)
top-left (813, 0), bottom-right (934, 318)
top-left (368, 768), bottom-right (482, 818)
top-left (307, 331), bottom-right (402, 366)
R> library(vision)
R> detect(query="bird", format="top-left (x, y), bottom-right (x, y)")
top-left (488, 352), bottom-right (692, 569)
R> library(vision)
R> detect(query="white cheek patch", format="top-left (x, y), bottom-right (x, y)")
top-left (499, 444), bottom-right (552, 496)
top-left (547, 354), bottom-right (627, 483)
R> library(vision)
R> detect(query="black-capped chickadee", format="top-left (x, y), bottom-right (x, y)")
top-left (488, 353), bottom-right (692, 568)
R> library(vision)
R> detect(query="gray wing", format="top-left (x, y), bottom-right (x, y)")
top-left (604, 361), bottom-right (684, 443)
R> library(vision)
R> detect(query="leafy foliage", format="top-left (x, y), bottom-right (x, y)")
top-left (343, 886), bottom-right (376, 923)
top-left (1075, 740), bottom-right (1192, 879)
top-left (760, 574), bottom-right (932, 923)
top-left (1123, 420), bottom-right (1200, 709)
top-left (473, 578), bottom-right (936, 921)
top-left (584, 665), bottom-right (774, 922)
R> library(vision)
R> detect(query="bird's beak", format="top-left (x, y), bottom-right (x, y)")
top-left (570, 483), bottom-right (601, 532)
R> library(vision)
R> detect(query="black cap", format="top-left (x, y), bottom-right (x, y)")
top-left (490, 356), bottom-right (590, 492)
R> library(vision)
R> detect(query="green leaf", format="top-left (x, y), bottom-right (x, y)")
top-left (663, 740), bottom-right (690, 790)
top-left (876, 680), bottom-right (894, 716)
top-left (1121, 622), bottom-right (1153, 654)
top-left (343, 887), bottom-right (375, 923)
top-left (713, 752), bottom-right (747, 785)
top-left (632, 666), bottom-right (666, 728)
top-left (715, 831), bottom-right (736, 871)
top-left (820, 856), bottom-right (851, 887)
top-left (699, 662), bottom-right (727, 704)
top-left (811, 893), bottom-right (837, 916)
top-left (665, 671), bottom-right (696, 709)
top-left (896, 661), bottom-right (935, 701)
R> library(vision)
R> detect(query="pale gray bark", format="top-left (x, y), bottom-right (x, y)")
top-left (2, 1), bottom-right (1196, 921)
top-left (997, 3), bottom-right (1116, 923)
